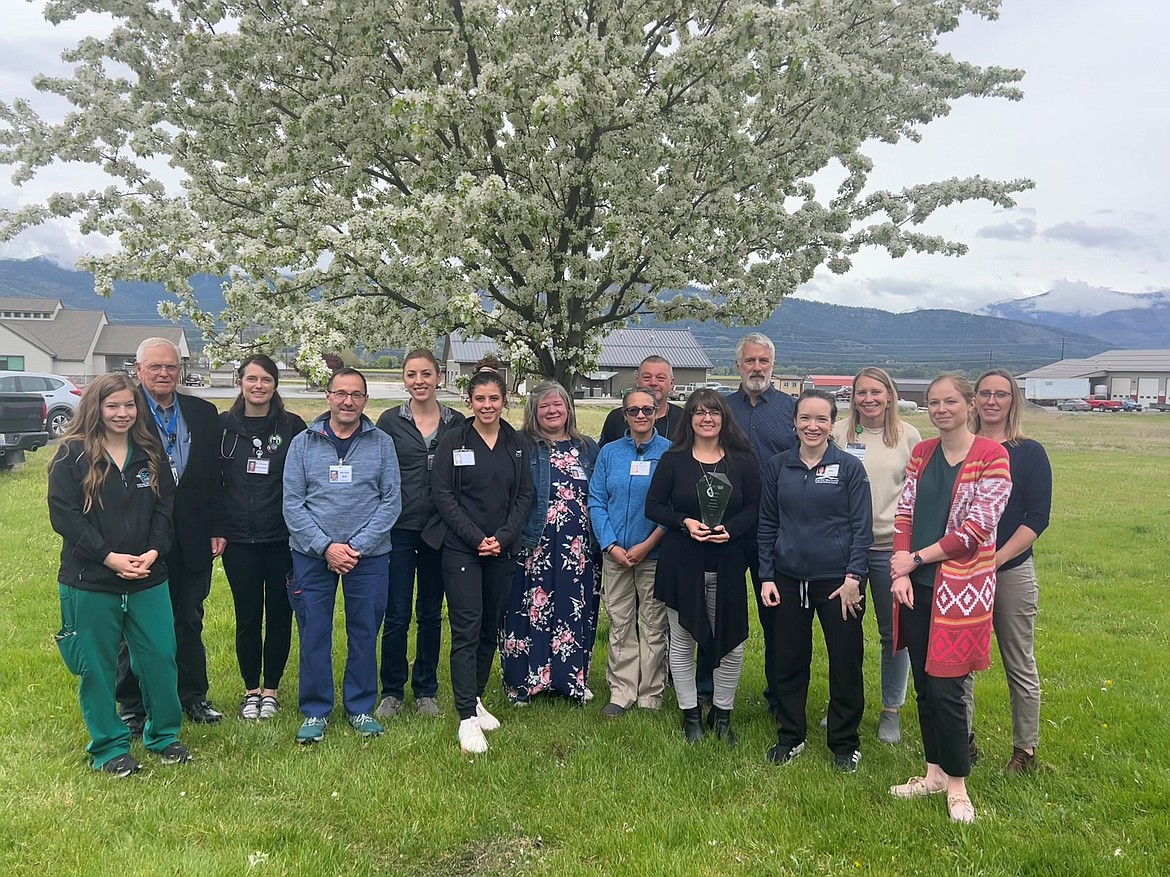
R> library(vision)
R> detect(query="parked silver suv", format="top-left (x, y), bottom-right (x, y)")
top-left (0, 371), bottom-right (83, 437)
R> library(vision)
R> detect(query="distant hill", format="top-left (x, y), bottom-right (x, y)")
top-left (636, 297), bottom-right (1112, 374)
top-left (982, 281), bottom-right (1170, 349)
top-left (0, 256), bottom-right (226, 326)
top-left (0, 257), bottom-right (1113, 375)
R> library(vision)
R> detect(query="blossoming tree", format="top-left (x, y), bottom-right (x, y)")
top-left (1, 0), bottom-right (1030, 386)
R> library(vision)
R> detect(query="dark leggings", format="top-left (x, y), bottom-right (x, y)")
top-left (221, 541), bottom-right (294, 691)
top-left (442, 547), bottom-right (514, 721)
top-left (902, 583), bottom-right (971, 777)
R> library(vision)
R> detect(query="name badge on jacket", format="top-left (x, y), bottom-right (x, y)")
top-left (454, 449), bottom-right (475, 466)
top-left (630, 460), bottom-right (651, 476)
top-left (329, 465), bottom-right (353, 483)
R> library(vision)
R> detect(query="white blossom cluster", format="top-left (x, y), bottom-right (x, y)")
top-left (0, 0), bottom-right (1030, 385)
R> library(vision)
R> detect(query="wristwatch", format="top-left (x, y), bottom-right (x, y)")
top-left (912, 553), bottom-right (923, 567)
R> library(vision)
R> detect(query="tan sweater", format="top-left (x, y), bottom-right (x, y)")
top-left (831, 421), bottom-right (921, 550)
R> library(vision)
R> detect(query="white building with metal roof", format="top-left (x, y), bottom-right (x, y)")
top-left (1018, 349), bottom-right (1170, 405)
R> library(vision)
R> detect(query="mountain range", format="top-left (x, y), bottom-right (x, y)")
top-left (0, 256), bottom-right (1147, 375)
top-left (981, 280), bottom-right (1170, 349)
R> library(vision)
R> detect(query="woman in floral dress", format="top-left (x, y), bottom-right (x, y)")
top-left (501, 381), bottom-right (601, 704)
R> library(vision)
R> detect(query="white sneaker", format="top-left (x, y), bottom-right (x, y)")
top-left (458, 717), bottom-right (488, 754)
top-left (475, 697), bottom-right (501, 732)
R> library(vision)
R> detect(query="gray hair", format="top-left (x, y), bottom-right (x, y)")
top-left (523, 380), bottom-right (585, 443)
top-left (622, 386), bottom-right (660, 407)
top-left (735, 332), bottom-right (775, 362)
top-left (135, 337), bottom-right (181, 363)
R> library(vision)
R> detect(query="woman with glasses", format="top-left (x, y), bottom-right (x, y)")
top-left (830, 367), bottom-right (921, 745)
top-left (427, 370), bottom-right (534, 753)
top-left (645, 389), bottom-right (760, 745)
top-left (374, 349), bottom-right (465, 720)
top-left (501, 381), bottom-right (600, 705)
top-left (588, 388), bottom-right (672, 717)
top-left (214, 355), bottom-right (307, 721)
top-left (759, 389), bottom-right (873, 772)
top-left (963, 369), bottom-right (1051, 773)
top-left (888, 374), bottom-right (1011, 823)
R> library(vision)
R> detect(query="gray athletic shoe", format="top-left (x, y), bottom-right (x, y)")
top-left (878, 710), bottom-right (902, 745)
top-left (415, 696), bottom-right (440, 717)
top-left (374, 695), bottom-right (403, 719)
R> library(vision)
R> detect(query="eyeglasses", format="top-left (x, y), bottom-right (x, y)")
top-left (143, 364), bottom-right (180, 374)
top-left (976, 390), bottom-right (1012, 401)
top-left (327, 390), bottom-right (368, 401)
top-left (693, 408), bottom-right (722, 419)
top-left (624, 406), bottom-right (656, 418)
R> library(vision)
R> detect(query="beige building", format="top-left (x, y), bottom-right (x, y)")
top-left (0, 296), bottom-right (190, 381)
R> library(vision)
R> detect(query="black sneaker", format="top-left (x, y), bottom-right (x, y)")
top-left (120, 712), bottom-right (146, 739)
top-left (766, 741), bottom-right (804, 765)
top-left (159, 742), bottom-right (191, 764)
top-left (102, 753), bottom-right (142, 778)
top-left (184, 700), bottom-right (223, 724)
top-left (834, 749), bottom-right (862, 773)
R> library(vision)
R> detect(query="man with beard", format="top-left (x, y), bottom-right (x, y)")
top-left (725, 332), bottom-right (797, 718)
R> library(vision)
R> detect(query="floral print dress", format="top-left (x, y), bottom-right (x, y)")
top-left (501, 440), bottom-right (600, 703)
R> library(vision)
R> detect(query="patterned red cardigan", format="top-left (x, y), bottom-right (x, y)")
top-left (892, 436), bottom-right (1012, 677)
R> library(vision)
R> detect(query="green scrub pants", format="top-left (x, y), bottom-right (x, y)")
top-left (56, 581), bottom-right (183, 769)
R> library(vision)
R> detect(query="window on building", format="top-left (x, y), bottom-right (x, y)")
top-left (0, 355), bottom-right (26, 370)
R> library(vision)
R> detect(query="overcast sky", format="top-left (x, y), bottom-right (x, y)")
top-left (2, 1), bottom-right (1168, 315)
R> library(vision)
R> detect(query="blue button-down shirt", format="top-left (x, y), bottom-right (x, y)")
top-left (726, 384), bottom-right (797, 468)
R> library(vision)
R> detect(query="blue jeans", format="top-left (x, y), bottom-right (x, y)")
top-left (379, 529), bottom-right (444, 700)
top-left (866, 550), bottom-right (910, 710)
top-left (290, 551), bottom-right (388, 718)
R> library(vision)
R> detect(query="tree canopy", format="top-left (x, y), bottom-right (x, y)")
top-left (1, 0), bottom-right (1031, 386)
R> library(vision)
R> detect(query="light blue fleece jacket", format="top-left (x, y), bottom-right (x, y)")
top-left (587, 429), bottom-right (671, 556)
top-left (283, 413), bottom-right (401, 558)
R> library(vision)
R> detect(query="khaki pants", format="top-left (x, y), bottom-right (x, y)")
top-left (602, 555), bottom-right (668, 708)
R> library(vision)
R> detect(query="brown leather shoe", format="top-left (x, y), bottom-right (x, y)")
top-left (1004, 746), bottom-right (1037, 774)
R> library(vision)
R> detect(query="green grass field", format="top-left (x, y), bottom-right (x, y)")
top-left (2, 404), bottom-right (1168, 876)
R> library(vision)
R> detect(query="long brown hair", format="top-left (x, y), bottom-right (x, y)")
top-left (54, 373), bottom-right (164, 513)
top-left (669, 388), bottom-right (753, 456)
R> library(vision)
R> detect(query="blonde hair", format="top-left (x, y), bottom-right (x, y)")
top-left (973, 368), bottom-right (1027, 444)
top-left (846, 367), bottom-right (905, 449)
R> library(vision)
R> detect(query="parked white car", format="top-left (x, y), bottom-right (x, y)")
top-left (0, 371), bottom-right (83, 437)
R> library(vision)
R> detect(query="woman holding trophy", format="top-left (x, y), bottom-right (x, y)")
top-left (645, 389), bottom-right (760, 746)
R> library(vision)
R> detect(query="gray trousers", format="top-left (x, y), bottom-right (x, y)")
top-left (867, 549), bottom-right (911, 710)
top-left (964, 558), bottom-right (1041, 749)
top-left (667, 572), bottom-right (744, 711)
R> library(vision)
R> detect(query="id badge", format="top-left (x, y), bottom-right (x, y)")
top-left (845, 443), bottom-right (866, 462)
top-left (570, 465), bottom-right (587, 480)
top-left (247, 458), bottom-right (271, 475)
top-left (629, 460), bottom-right (652, 476)
top-left (170, 465), bottom-right (179, 484)
top-left (427, 453), bottom-right (435, 471)
top-left (453, 449), bottom-right (475, 467)
top-left (329, 464), bottom-right (353, 483)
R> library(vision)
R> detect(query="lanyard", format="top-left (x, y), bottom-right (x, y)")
top-left (146, 395), bottom-right (179, 455)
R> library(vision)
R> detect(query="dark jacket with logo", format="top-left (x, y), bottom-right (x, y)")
top-left (757, 442), bottom-right (874, 583)
top-left (214, 408), bottom-right (308, 543)
top-left (424, 417), bottom-right (534, 554)
top-left (48, 440), bottom-right (176, 593)
top-left (376, 402), bottom-right (465, 532)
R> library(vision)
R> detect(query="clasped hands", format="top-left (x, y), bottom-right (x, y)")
top-left (683, 518), bottom-right (730, 544)
top-left (103, 549), bottom-right (159, 580)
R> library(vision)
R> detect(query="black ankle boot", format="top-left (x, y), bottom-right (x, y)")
top-left (711, 707), bottom-right (737, 747)
top-left (682, 706), bottom-right (705, 743)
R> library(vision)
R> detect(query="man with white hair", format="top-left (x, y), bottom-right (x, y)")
top-left (725, 332), bottom-right (797, 719)
top-left (117, 337), bottom-right (225, 731)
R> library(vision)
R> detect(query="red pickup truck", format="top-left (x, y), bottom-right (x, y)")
top-left (1084, 395), bottom-right (1123, 412)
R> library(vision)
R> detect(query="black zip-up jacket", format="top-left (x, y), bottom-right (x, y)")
top-left (757, 442), bottom-right (874, 583)
top-left (214, 409), bottom-right (308, 543)
top-left (376, 402), bottom-right (465, 532)
top-left (48, 440), bottom-right (176, 593)
top-left (423, 417), bottom-right (534, 553)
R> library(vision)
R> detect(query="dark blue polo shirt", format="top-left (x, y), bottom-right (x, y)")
top-left (726, 384), bottom-right (797, 468)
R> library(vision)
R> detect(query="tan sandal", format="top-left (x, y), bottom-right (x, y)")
top-left (947, 793), bottom-right (976, 824)
top-left (889, 776), bottom-right (947, 799)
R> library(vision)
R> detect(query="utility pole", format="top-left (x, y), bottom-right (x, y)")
top-left (1060, 337), bottom-right (1066, 361)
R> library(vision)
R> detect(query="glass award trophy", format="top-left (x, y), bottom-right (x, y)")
top-left (697, 471), bottom-right (732, 528)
